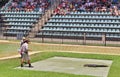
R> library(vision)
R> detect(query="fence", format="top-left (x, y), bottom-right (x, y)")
top-left (33, 32), bottom-right (120, 47)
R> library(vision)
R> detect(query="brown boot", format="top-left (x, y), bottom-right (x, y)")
top-left (29, 64), bottom-right (33, 68)
top-left (21, 64), bottom-right (23, 67)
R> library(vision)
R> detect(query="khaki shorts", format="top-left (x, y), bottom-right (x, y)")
top-left (21, 53), bottom-right (30, 61)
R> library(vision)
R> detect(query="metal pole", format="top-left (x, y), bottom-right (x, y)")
top-left (42, 31), bottom-right (44, 43)
top-left (102, 33), bottom-right (106, 46)
top-left (83, 32), bottom-right (86, 45)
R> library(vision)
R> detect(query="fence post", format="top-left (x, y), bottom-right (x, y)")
top-left (83, 33), bottom-right (86, 45)
top-left (51, 31), bottom-right (53, 42)
top-left (62, 32), bottom-right (63, 44)
top-left (42, 31), bottom-right (44, 43)
top-left (102, 33), bottom-right (106, 46)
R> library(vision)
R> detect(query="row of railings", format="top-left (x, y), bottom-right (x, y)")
top-left (33, 32), bottom-right (120, 47)
top-left (0, 28), bottom-right (120, 47)
top-left (1, 0), bottom-right (13, 10)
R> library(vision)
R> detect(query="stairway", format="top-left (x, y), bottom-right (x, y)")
top-left (28, 9), bottom-right (53, 38)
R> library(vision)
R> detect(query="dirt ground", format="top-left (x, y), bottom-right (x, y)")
top-left (0, 40), bottom-right (120, 60)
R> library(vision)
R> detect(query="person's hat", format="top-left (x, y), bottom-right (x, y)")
top-left (24, 39), bottom-right (30, 43)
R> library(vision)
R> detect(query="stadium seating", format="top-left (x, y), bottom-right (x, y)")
top-left (36, 12), bottom-right (120, 39)
top-left (0, 10), bottom-right (43, 36)
top-left (0, 0), bottom-right (51, 37)
top-left (1, 0), bottom-right (120, 40)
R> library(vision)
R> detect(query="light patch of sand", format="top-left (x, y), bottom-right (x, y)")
top-left (0, 51), bottom-right (41, 60)
top-left (16, 57), bottom-right (112, 77)
top-left (0, 40), bottom-right (10, 42)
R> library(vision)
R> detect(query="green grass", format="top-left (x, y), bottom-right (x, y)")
top-left (0, 42), bottom-right (19, 57)
top-left (0, 41), bottom-right (120, 77)
top-left (0, 52), bottom-right (94, 77)
top-left (0, 52), bottom-right (120, 77)
top-left (1, 41), bottom-right (120, 57)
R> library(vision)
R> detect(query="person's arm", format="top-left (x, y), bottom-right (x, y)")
top-left (25, 44), bottom-right (32, 53)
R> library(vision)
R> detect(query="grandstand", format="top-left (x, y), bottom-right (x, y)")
top-left (0, 0), bottom-right (53, 38)
top-left (1, 10), bottom-right (43, 37)
top-left (36, 12), bottom-right (120, 40)
top-left (0, 0), bottom-right (120, 46)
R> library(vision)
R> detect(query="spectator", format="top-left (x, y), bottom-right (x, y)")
top-left (8, 0), bottom-right (50, 12)
top-left (53, 6), bottom-right (60, 15)
top-left (4, 0), bottom-right (120, 16)
top-left (112, 0), bottom-right (118, 4)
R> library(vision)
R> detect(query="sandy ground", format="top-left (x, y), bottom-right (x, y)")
top-left (0, 40), bottom-right (10, 42)
top-left (0, 51), bottom-right (41, 60)
top-left (0, 40), bottom-right (120, 60)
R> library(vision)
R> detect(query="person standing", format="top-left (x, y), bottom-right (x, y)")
top-left (20, 39), bottom-right (33, 67)
top-left (19, 37), bottom-right (27, 64)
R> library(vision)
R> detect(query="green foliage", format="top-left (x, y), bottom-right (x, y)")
top-left (0, 43), bottom-right (19, 57)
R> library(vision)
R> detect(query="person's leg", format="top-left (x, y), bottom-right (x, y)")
top-left (21, 58), bottom-right (24, 67)
top-left (26, 54), bottom-right (33, 67)
top-left (28, 60), bottom-right (32, 67)
top-left (23, 55), bottom-right (27, 64)
top-left (21, 54), bottom-right (25, 67)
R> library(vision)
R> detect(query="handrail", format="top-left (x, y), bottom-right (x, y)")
top-left (1, 0), bottom-right (13, 10)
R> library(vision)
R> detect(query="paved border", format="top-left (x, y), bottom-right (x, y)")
top-left (16, 57), bottom-right (112, 77)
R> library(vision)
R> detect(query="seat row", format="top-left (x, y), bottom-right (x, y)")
top-left (70, 12), bottom-right (111, 15)
top-left (49, 19), bottom-right (119, 23)
top-left (0, 11), bottom-right (43, 14)
top-left (41, 27), bottom-right (120, 33)
top-left (9, 22), bottom-right (33, 26)
top-left (7, 26), bottom-right (31, 30)
top-left (4, 30), bottom-right (29, 36)
top-left (45, 23), bottom-right (120, 28)
top-left (52, 15), bottom-right (119, 19)
top-left (36, 31), bottom-right (120, 38)
top-left (5, 18), bottom-right (37, 21)
top-left (4, 14), bottom-right (40, 18)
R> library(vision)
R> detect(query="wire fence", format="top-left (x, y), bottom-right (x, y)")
top-left (0, 32), bottom-right (119, 47)
top-left (34, 32), bottom-right (120, 47)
